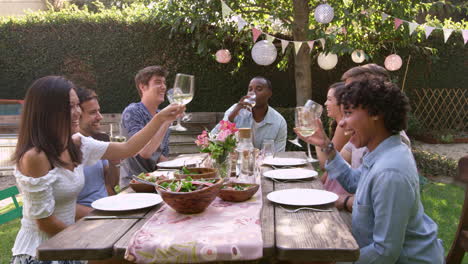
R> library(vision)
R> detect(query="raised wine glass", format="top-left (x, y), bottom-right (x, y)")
top-left (167, 73), bottom-right (194, 131)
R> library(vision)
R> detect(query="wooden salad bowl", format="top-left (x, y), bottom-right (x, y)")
top-left (129, 180), bottom-right (156, 193)
top-left (218, 182), bottom-right (259, 202)
top-left (155, 178), bottom-right (223, 214)
top-left (173, 167), bottom-right (217, 180)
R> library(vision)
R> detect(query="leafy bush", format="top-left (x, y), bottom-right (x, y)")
top-left (413, 148), bottom-right (458, 178)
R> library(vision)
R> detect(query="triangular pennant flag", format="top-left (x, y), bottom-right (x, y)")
top-left (318, 38), bottom-right (326, 49)
top-left (221, 0), bottom-right (233, 19)
top-left (443, 28), bottom-right (454, 43)
top-left (425, 26), bottom-right (435, 39)
top-left (266, 34), bottom-right (275, 43)
top-left (281, 39), bottom-right (289, 54)
top-left (236, 16), bottom-right (247, 32)
top-left (252, 27), bottom-right (262, 43)
top-left (293, 41), bottom-right (303, 56)
top-left (462, 30), bottom-right (468, 45)
top-left (382, 12), bottom-right (389, 21)
top-left (408, 22), bottom-right (418, 35)
top-left (307, 41), bottom-right (315, 53)
top-left (394, 18), bottom-right (403, 30)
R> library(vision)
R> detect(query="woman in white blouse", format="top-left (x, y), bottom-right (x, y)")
top-left (10, 76), bottom-right (184, 264)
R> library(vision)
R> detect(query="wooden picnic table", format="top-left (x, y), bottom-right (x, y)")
top-left (37, 152), bottom-right (359, 262)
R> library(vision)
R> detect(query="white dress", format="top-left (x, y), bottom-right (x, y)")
top-left (12, 134), bottom-right (109, 257)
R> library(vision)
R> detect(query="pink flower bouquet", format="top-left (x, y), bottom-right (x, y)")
top-left (195, 120), bottom-right (238, 163)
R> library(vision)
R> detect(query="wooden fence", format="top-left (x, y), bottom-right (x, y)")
top-left (412, 88), bottom-right (467, 131)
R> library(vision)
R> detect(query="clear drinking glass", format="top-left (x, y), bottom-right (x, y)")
top-left (109, 123), bottom-right (126, 142)
top-left (295, 106), bottom-right (318, 138)
top-left (167, 73), bottom-right (195, 131)
top-left (261, 139), bottom-right (275, 159)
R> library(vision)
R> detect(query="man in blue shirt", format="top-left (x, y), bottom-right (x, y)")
top-left (212, 76), bottom-right (287, 151)
top-left (75, 88), bottom-right (120, 219)
top-left (295, 79), bottom-right (444, 263)
top-left (120, 66), bottom-right (172, 187)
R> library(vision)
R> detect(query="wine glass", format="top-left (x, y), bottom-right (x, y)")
top-left (298, 100), bottom-right (323, 162)
top-left (109, 123), bottom-right (126, 142)
top-left (288, 100), bottom-right (322, 148)
top-left (167, 73), bottom-right (195, 131)
top-left (239, 91), bottom-right (256, 117)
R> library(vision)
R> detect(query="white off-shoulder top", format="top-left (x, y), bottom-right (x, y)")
top-left (12, 134), bottom-right (109, 257)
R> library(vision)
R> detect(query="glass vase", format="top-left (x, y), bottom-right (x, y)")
top-left (212, 154), bottom-right (231, 181)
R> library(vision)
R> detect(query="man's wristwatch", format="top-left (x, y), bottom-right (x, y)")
top-left (321, 141), bottom-right (335, 155)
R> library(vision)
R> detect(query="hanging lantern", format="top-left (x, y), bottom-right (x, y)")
top-left (215, 49), bottom-right (231, 64)
top-left (317, 52), bottom-right (338, 70)
top-left (351, 50), bottom-right (365, 63)
top-left (384, 54), bottom-right (402, 71)
top-left (314, 4), bottom-right (334, 24)
top-left (251, 40), bottom-right (277, 66)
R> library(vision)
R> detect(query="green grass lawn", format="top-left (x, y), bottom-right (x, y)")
top-left (421, 181), bottom-right (467, 263)
top-left (0, 180), bottom-right (466, 262)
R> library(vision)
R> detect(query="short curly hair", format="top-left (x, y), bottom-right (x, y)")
top-left (338, 79), bottom-right (411, 134)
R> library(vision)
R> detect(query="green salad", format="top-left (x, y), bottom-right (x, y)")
top-left (179, 167), bottom-right (199, 175)
top-left (159, 176), bottom-right (217, 192)
top-left (136, 172), bottom-right (158, 182)
top-left (222, 184), bottom-right (252, 191)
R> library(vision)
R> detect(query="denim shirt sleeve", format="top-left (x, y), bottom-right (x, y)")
top-left (325, 153), bottom-right (361, 193)
top-left (274, 118), bottom-right (287, 152)
top-left (356, 169), bottom-right (415, 263)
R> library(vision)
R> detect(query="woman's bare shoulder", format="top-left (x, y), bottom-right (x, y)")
top-left (19, 148), bottom-right (52, 178)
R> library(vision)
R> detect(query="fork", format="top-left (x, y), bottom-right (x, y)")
top-left (279, 205), bottom-right (333, 213)
top-left (268, 177), bottom-right (310, 183)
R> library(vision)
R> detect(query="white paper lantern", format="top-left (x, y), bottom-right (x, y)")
top-left (351, 50), bottom-right (366, 63)
top-left (317, 52), bottom-right (338, 70)
top-left (384, 54), bottom-right (403, 71)
top-left (314, 4), bottom-right (334, 24)
top-left (215, 49), bottom-right (231, 64)
top-left (251, 40), bottom-right (277, 66)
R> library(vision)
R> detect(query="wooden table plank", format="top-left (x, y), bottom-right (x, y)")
top-left (36, 207), bottom-right (151, 260)
top-left (260, 167), bottom-right (275, 258)
top-left (268, 152), bottom-right (360, 262)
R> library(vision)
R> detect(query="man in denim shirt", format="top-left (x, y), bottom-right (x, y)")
top-left (120, 66), bottom-right (172, 187)
top-left (296, 79), bottom-right (444, 263)
top-left (212, 76), bottom-right (287, 151)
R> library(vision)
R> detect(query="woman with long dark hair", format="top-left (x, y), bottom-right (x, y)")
top-left (10, 76), bottom-right (184, 264)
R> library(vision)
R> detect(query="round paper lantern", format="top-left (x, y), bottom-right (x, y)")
top-left (215, 49), bottom-right (231, 64)
top-left (251, 40), bottom-right (277, 66)
top-left (314, 4), bottom-right (334, 24)
top-left (317, 52), bottom-right (338, 70)
top-left (351, 49), bottom-right (366, 63)
top-left (384, 54), bottom-right (403, 71)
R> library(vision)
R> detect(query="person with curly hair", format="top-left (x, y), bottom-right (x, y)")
top-left (295, 79), bottom-right (444, 263)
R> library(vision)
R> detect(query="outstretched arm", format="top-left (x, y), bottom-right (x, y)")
top-left (102, 104), bottom-right (184, 161)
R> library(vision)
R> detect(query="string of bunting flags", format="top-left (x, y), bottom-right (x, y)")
top-left (218, 0), bottom-right (467, 71)
top-left (382, 12), bottom-right (468, 44)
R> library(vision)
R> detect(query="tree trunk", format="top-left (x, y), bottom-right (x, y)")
top-left (292, 0), bottom-right (311, 106)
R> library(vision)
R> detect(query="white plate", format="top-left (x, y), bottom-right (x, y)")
top-left (91, 193), bottom-right (163, 211)
top-left (262, 157), bottom-right (307, 167)
top-left (157, 157), bottom-right (201, 168)
top-left (267, 189), bottom-right (338, 206)
top-left (263, 168), bottom-right (318, 180)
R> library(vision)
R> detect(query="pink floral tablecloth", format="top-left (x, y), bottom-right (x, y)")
top-left (125, 186), bottom-right (263, 263)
